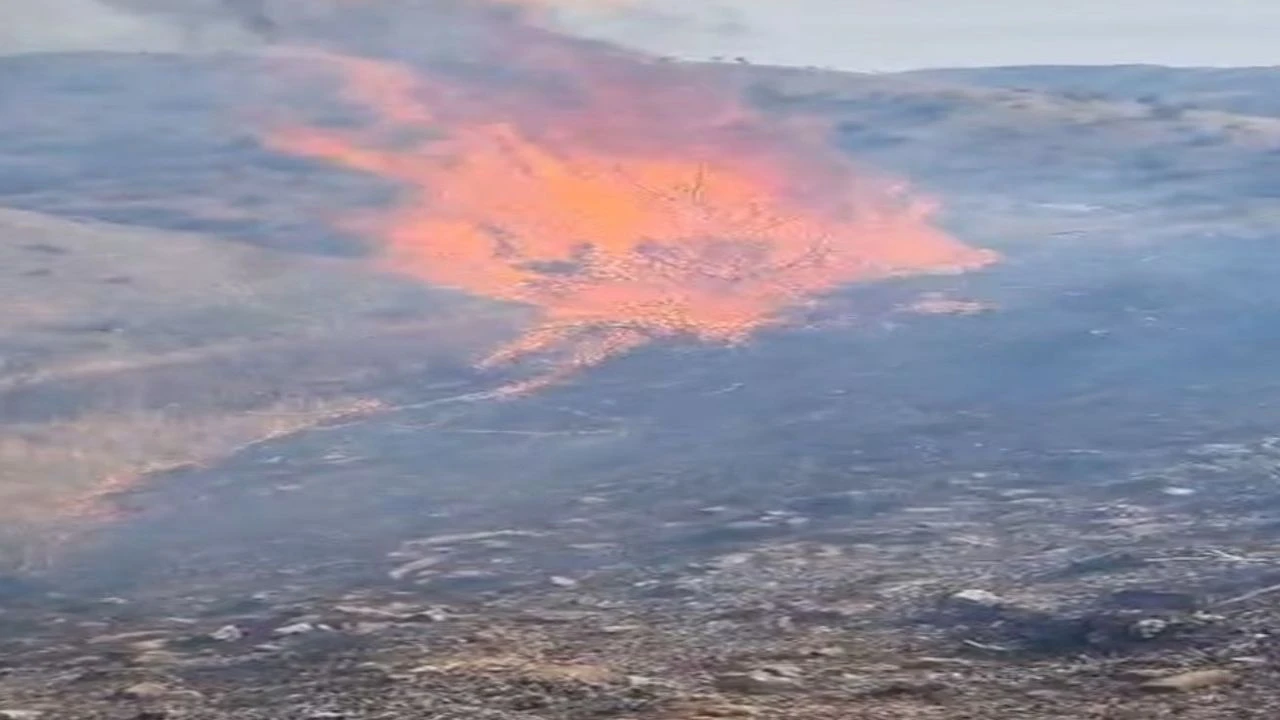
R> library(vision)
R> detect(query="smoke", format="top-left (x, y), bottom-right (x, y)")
top-left (1, 0), bottom-right (732, 58)
top-left (2, 0), bottom-right (176, 53)
top-left (5, 0), bottom-right (997, 391)
top-left (263, 1), bottom-right (997, 390)
top-left (2, 0), bottom-right (274, 55)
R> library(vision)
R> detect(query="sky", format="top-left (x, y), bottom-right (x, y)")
top-left (568, 0), bottom-right (1280, 70)
top-left (2, 0), bottom-right (223, 55)
top-left (5, 0), bottom-right (1280, 70)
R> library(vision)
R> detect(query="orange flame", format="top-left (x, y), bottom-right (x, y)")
top-left (268, 11), bottom-right (996, 389)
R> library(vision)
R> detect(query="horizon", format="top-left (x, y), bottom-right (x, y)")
top-left (6, 1), bottom-right (1280, 72)
top-left (565, 0), bottom-right (1280, 72)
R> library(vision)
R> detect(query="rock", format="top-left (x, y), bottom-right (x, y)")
top-left (853, 679), bottom-right (950, 699)
top-left (89, 631), bottom-right (169, 646)
top-left (757, 663), bottom-right (802, 677)
top-left (418, 608), bottom-right (451, 623)
top-left (948, 589), bottom-right (1005, 608)
top-left (354, 662), bottom-right (394, 677)
top-left (715, 668), bottom-right (804, 694)
top-left (129, 639), bottom-right (169, 652)
top-left (635, 579), bottom-right (701, 599)
top-left (721, 521), bottom-right (781, 536)
top-left (520, 662), bottom-right (623, 686)
top-left (568, 542), bottom-right (617, 552)
top-left (1231, 656), bottom-right (1268, 666)
top-left (400, 530), bottom-right (541, 549)
top-left (388, 556), bottom-right (444, 581)
top-left (1129, 618), bottom-right (1170, 640)
top-left (707, 553), bottom-right (753, 570)
top-left (900, 656), bottom-right (974, 670)
top-left (131, 651), bottom-right (184, 666)
top-left (272, 622), bottom-right (317, 637)
top-left (1139, 669), bottom-right (1236, 692)
top-left (548, 576), bottom-right (579, 588)
top-left (670, 700), bottom-right (760, 717)
top-left (1115, 668), bottom-right (1171, 681)
top-left (0, 711), bottom-right (44, 720)
top-left (117, 682), bottom-right (171, 700)
top-left (626, 675), bottom-right (671, 688)
top-left (210, 624), bottom-right (244, 642)
top-left (333, 605), bottom-right (411, 621)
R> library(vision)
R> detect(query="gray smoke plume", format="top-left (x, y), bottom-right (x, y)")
top-left (1, 0), bottom-right (275, 55)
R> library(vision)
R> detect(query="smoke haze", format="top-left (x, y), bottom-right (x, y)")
top-left (10, 0), bottom-right (1280, 70)
top-left (2, 0), bottom-right (266, 54)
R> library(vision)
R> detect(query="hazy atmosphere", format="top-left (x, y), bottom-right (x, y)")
top-left (575, 0), bottom-right (1280, 70)
top-left (8, 0), bottom-right (1280, 69)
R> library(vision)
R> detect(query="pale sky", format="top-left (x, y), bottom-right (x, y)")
top-left (568, 0), bottom-right (1280, 70)
top-left (5, 0), bottom-right (1280, 70)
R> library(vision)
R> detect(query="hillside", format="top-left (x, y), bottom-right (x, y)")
top-left (713, 63), bottom-right (1280, 208)
top-left (3, 52), bottom-right (1280, 719)
top-left (4, 53), bottom-right (1278, 261)
top-left (6, 51), bottom-right (1278, 541)
top-left (905, 64), bottom-right (1280, 118)
top-left (0, 205), bottom-right (521, 557)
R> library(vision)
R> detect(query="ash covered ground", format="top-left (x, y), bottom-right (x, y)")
top-left (3, 32), bottom-right (1280, 720)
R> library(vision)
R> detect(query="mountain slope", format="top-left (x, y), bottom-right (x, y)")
top-left (904, 64), bottom-right (1280, 118)
top-left (0, 206), bottom-right (520, 557)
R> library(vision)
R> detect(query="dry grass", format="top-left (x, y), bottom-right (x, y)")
top-left (0, 207), bottom-right (529, 570)
top-left (0, 205), bottom-right (518, 375)
top-left (0, 394), bottom-right (385, 570)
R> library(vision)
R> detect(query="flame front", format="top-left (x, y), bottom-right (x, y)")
top-left (270, 8), bottom-right (997, 390)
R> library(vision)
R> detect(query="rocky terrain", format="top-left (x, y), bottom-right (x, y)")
top-left (3, 51), bottom-right (1280, 718)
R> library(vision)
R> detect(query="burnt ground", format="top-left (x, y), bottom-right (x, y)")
top-left (5, 232), bottom-right (1280, 719)
top-left (3, 53), bottom-right (1280, 718)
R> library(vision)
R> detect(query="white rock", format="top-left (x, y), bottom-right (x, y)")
top-left (715, 669), bottom-right (804, 694)
top-left (1131, 618), bottom-right (1170, 640)
top-left (210, 624), bottom-right (244, 642)
top-left (1140, 669), bottom-right (1235, 692)
top-left (388, 556), bottom-right (444, 581)
top-left (272, 622), bottom-right (317, 637)
top-left (117, 681), bottom-right (170, 700)
top-left (949, 589), bottom-right (1005, 607)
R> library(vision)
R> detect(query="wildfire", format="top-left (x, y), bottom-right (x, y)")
top-left (270, 3), bottom-right (997, 390)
